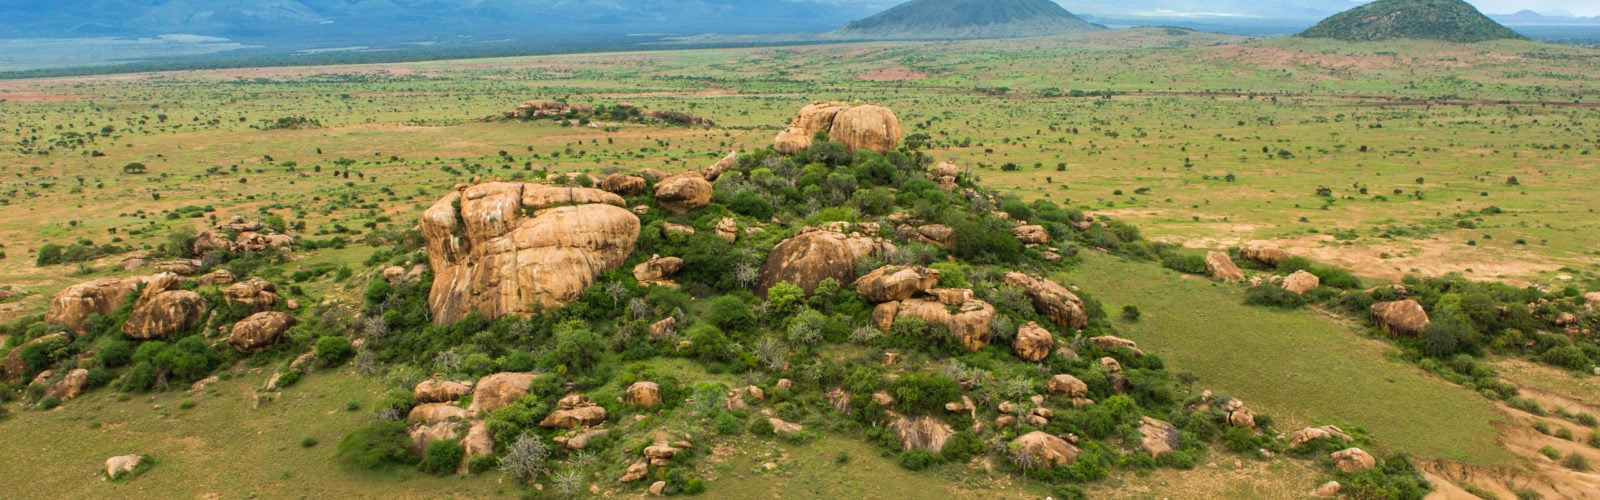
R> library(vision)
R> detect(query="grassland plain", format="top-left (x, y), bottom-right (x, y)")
top-left (1, 27), bottom-right (1598, 497)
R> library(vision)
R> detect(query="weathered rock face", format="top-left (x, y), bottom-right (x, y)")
top-left (1089, 336), bottom-right (1146, 357)
top-left (408, 421), bottom-right (459, 457)
top-left (1370, 300), bottom-right (1430, 337)
top-left (45, 277), bottom-right (149, 334)
top-left (1138, 417), bottom-right (1182, 457)
top-left (1003, 273), bottom-right (1088, 330)
top-left (599, 173), bottom-right (647, 196)
top-left (855, 265), bottom-right (941, 303)
top-left (1290, 425), bottom-right (1355, 448)
top-left (224, 312), bottom-right (296, 353)
top-left (1205, 251), bottom-right (1245, 283)
top-left (43, 368), bottom-right (89, 400)
top-left (633, 256), bottom-right (685, 287)
top-left (467, 372), bottom-right (537, 415)
top-left (1012, 431), bottom-right (1079, 467)
top-left (197, 269), bottom-right (237, 286)
top-left (1331, 447), bottom-right (1376, 473)
top-left (756, 228), bottom-right (892, 297)
top-left (421, 183), bottom-right (639, 324)
top-left (1239, 246), bottom-right (1291, 267)
top-left (626, 381), bottom-right (661, 407)
top-left (414, 379), bottom-right (474, 404)
top-left (540, 394), bottom-right (608, 429)
top-left (1046, 374), bottom-right (1089, 398)
top-left (224, 277), bottom-right (281, 315)
top-left (459, 420), bottom-right (494, 474)
top-left (890, 415), bottom-right (954, 453)
top-left (105, 454), bottom-right (143, 479)
top-left (155, 259), bottom-right (203, 275)
top-left (1013, 322), bottom-right (1055, 362)
top-left (1281, 270), bottom-right (1320, 295)
top-left (654, 173), bottom-right (714, 215)
top-left (895, 295), bottom-right (997, 351)
top-left (121, 274), bottom-right (206, 341)
top-left (3, 333), bottom-right (69, 383)
top-left (408, 403), bottom-right (471, 424)
top-left (773, 102), bottom-right (851, 154)
top-left (900, 224), bottom-right (955, 249)
top-left (1014, 225), bottom-right (1050, 245)
top-left (829, 105), bottom-right (902, 154)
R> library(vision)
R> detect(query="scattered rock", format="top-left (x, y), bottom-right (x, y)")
top-left (1311, 481), bottom-right (1342, 498)
top-left (1137, 417), bottom-right (1182, 457)
top-left (1013, 321), bottom-right (1054, 362)
top-left (1281, 270), bottom-right (1320, 295)
top-left (649, 317), bottom-right (677, 340)
top-left (1100, 357), bottom-right (1122, 373)
top-left (414, 379), bottom-right (474, 404)
top-left (224, 311), bottom-right (296, 353)
top-left (1370, 300), bottom-right (1430, 337)
top-left (408, 422), bottom-right (459, 457)
top-left (459, 420), bottom-right (494, 475)
top-left (757, 228), bottom-right (883, 297)
top-left (773, 102), bottom-right (900, 154)
top-left (1289, 425), bottom-right (1354, 448)
top-left (560, 429), bottom-right (610, 450)
top-left (649, 480), bottom-right (667, 496)
top-left (223, 277), bottom-right (281, 315)
top-left (105, 454), bottom-right (143, 479)
top-left (626, 381), bottom-right (662, 407)
top-left (155, 259), bottom-right (203, 276)
top-left (421, 183), bottom-right (637, 324)
top-left (854, 265), bottom-right (941, 303)
top-left (1224, 399), bottom-right (1255, 428)
top-left (1003, 272), bottom-right (1089, 330)
top-left (1331, 448), bottom-right (1376, 473)
top-left (468, 372), bottom-right (537, 415)
top-left (197, 269), bottom-right (237, 286)
top-left (1011, 431), bottom-right (1079, 467)
top-left (714, 217), bottom-right (738, 243)
top-left (621, 459), bottom-right (649, 482)
top-left (541, 394), bottom-right (608, 429)
top-left (1238, 246), bottom-right (1290, 267)
top-left (43, 368), bottom-right (89, 400)
top-left (871, 301), bottom-right (900, 332)
top-left (654, 173), bottom-right (714, 215)
top-left (1013, 225), bottom-right (1050, 245)
top-left (663, 222), bottom-right (695, 236)
top-left (1045, 374), bottom-right (1089, 398)
top-left (1204, 251), bottom-right (1245, 283)
top-left (768, 417), bottom-right (804, 435)
top-left (908, 224), bottom-right (955, 249)
top-left (1554, 312), bottom-right (1579, 327)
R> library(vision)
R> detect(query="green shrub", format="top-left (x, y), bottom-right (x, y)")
top-left (1556, 428), bottom-right (1574, 441)
top-left (1561, 453), bottom-right (1590, 471)
top-left (706, 295), bottom-right (755, 331)
top-left (1588, 431), bottom-right (1600, 448)
top-left (889, 372), bottom-right (961, 415)
top-left (1121, 305), bottom-right (1142, 322)
top-left (1538, 445), bottom-right (1561, 460)
top-left (315, 336), bottom-right (354, 367)
top-left (420, 439), bottom-right (465, 475)
top-left (301, 437), bottom-right (319, 448)
top-left (750, 417), bottom-right (775, 437)
top-left (336, 420), bottom-right (417, 471)
top-left (897, 450), bottom-right (943, 471)
top-left (1542, 345), bottom-right (1592, 371)
top-left (37, 397), bottom-right (60, 410)
top-left (940, 432), bottom-right (984, 462)
top-left (713, 411), bottom-right (742, 435)
top-left (1160, 253), bottom-right (1207, 275)
top-left (1244, 285), bottom-right (1306, 309)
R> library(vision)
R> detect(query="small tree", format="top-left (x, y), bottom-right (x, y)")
top-left (498, 433), bottom-right (550, 483)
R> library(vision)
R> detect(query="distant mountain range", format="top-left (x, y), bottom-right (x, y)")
top-left (1490, 10), bottom-right (1600, 26)
top-left (832, 0), bottom-right (1103, 40)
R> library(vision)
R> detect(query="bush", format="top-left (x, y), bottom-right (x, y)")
top-left (713, 411), bottom-right (742, 435)
top-left (336, 420), bottom-right (418, 471)
top-left (301, 437), bottom-right (319, 448)
top-left (897, 450), bottom-right (943, 471)
top-left (1244, 285), bottom-right (1306, 309)
top-left (1542, 345), bottom-right (1592, 371)
top-left (1538, 445), bottom-right (1561, 460)
top-left (706, 295), bottom-right (755, 331)
top-left (889, 372), bottom-right (961, 415)
top-left (750, 417), bottom-right (775, 437)
top-left (941, 432), bottom-right (984, 462)
top-left (420, 439), bottom-right (466, 475)
top-left (315, 336), bottom-right (354, 368)
top-left (1121, 305), bottom-right (1142, 322)
top-left (1418, 316), bottom-right (1480, 358)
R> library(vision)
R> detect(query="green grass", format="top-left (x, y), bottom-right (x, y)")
top-left (1061, 252), bottom-right (1514, 466)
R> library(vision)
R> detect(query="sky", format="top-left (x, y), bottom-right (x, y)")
top-left (1465, 0), bottom-right (1598, 17)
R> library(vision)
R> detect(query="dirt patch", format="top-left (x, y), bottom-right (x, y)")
top-left (1420, 380), bottom-right (1600, 499)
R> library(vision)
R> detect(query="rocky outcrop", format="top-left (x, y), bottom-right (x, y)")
top-left (1003, 273), bottom-right (1088, 330)
top-left (599, 174), bottom-right (647, 196)
top-left (900, 224), bottom-right (955, 249)
top-left (1331, 448), bottom-right (1376, 473)
top-left (633, 255), bottom-right (685, 287)
top-left (225, 311), bottom-right (295, 353)
top-left (541, 394), bottom-right (608, 429)
top-left (421, 182), bottom-right (639, 324)
top-left (855, 265), bottom-right (941, 303)
top-left (894, 294), bottom-right (997, 351)
top-left (773, 102), bottom-right (901, 154)
top-left (1205, 251), bottom-right (1245, 283)
top-left (1089, 336), bottom-right (1145, 357)
top-left (155, 259), bottom-right (203, 275)
top-left (121, 273), bottom-right (206, 341)
top-left (773, 102), bottom-right (848, 154)
top-left (1238, 246), bottom-right (1290, 267)
top-left (769, 417), bottom-right (804, 435)
top-left (45, 277), bottom-right (150, 334)
top-left (1138, 417), bottom-right (1182, 457)
top-left (467, 372), bottom-right (537, 415)
top-left (756, 227), bottom-right (893, 297)
top-left (408, 422), bottom-right (459, 457)
top-left (459, 420), bottom-right (494, 474)
top-left (197, 269), bottom-right (236, 286)
top-left (3, 333), bottom-right (68, 383)
top-left (1013, 322), bottom-right (1054, 362)
top-left (1370, 300), bottom-right (1430, 337)
top-left (408, 403), bottom-right (471, 424)
top-left (43, 368), bottom-right (89, 400)
top-left (414, 379), bottom-right (474, 404)
top-left (1281, 270), bottom-right (1320, 295)
top-left (223, 277), bottom-right (281, 315)
top-left (627, 381), bottom-right (661, 407)
top-left (872, 302), bottom-right (899, 332)
top-left (1014, 225), bottom-right (1050, 245)
top-left (1223, 399), bottom-right (1255, 428)
top-left (890, 415), bottom-right (954, 453)
top-left (622, 460), bottom-right (649, 482)
top-left (1046, 374), bottom-right (1089, 398)
top-left (654, 173), bottom-right (714, 215)
top-left (1290, 425), bottom-right (1355, 448)
top-left (1012, 431), bottom-right (1079, 467)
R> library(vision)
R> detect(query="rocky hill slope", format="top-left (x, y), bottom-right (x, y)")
top-left (1298, 0), bottom-right (1524, 43)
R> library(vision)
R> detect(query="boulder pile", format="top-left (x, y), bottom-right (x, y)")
top-left (773, 102), bottom-right (902, 154)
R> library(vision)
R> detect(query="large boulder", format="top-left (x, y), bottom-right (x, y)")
top-left (1011, 431), bottom-right (1079, 468)
top-left (1045, 374), bottom-right (1089, 398)
top-left (1290, 425), bottom-right (1355, 448)
top-left (599, 173), bottom-right (647, 196)
top-left (1281, 270), bottom-right (1320, 295)
top-left (414, 379), bottom-right (474, 404)
top-left (626, 381), bottom-right (662, 407)
top-left (193, 230), bottom-right (235, 255)
top-left (121, 273), bottom-right (206, 341)
top-left (2, 333), bottom-right (69, 383)
top-left (773, 102), bottom-right (851, 154)
top-left (459, 420), bottom-right (494, 475)
top-left (1014, 225), bottom-right (1050, 245)
top-left (756, 228), bottom-right (891, 297)
top-left (1138, 417), bottom-right (1182, 457)
top-left (633, 255), bottom-right (685, 286)
top-left (421, 183), bottom-right (638, 324)
top-left (1013, 322), bottom-right (1054, 362)
top-left (1239, 246), bottom-right (1291, 267)
top-left (408, 403), bottom-right (471, 424)
top-left (45, 277), bottom-right (149, 335)
top-left (467, 372), bottom-right (537, 415)
top-left (854, 265), bottom-right (941, 303)
top-left (905, 224), bottom-right (955, 249)
top-left (1370, 300), bottom-right (1430, 337)
top-left (894, 295), bottom-right (996, 351)
top-left (890, 415), bottom-right (954, 453)
top-left (1331, 448), bottom-right (1376, 473)
top-left (1003, 273), bottom-right (1088, 330)
top-left (197, 269), bottom-right (237, 286)
top-left (223, 277), bottom-right (281, 314)
top-left (1089, 336), bottom-right (1146, 357)
top-left (224, 312), bottom-right (296, 353)
top-left (155, 259), bottom-right (203, 276)
top-left (654, 173), bottom-right (714, 215)
top-left (43, 368), bottom-right (89, 400)
top-left (408, 422), bottom-right (459, 456)
top-left (1205, 251), bottom-right (1245, 283)
top-left (540, 394), bottom-right (608, 429)
top-left (105, 454), bottom-right (143, 479)
top-left (828, 105), bottom-right (902, 154)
